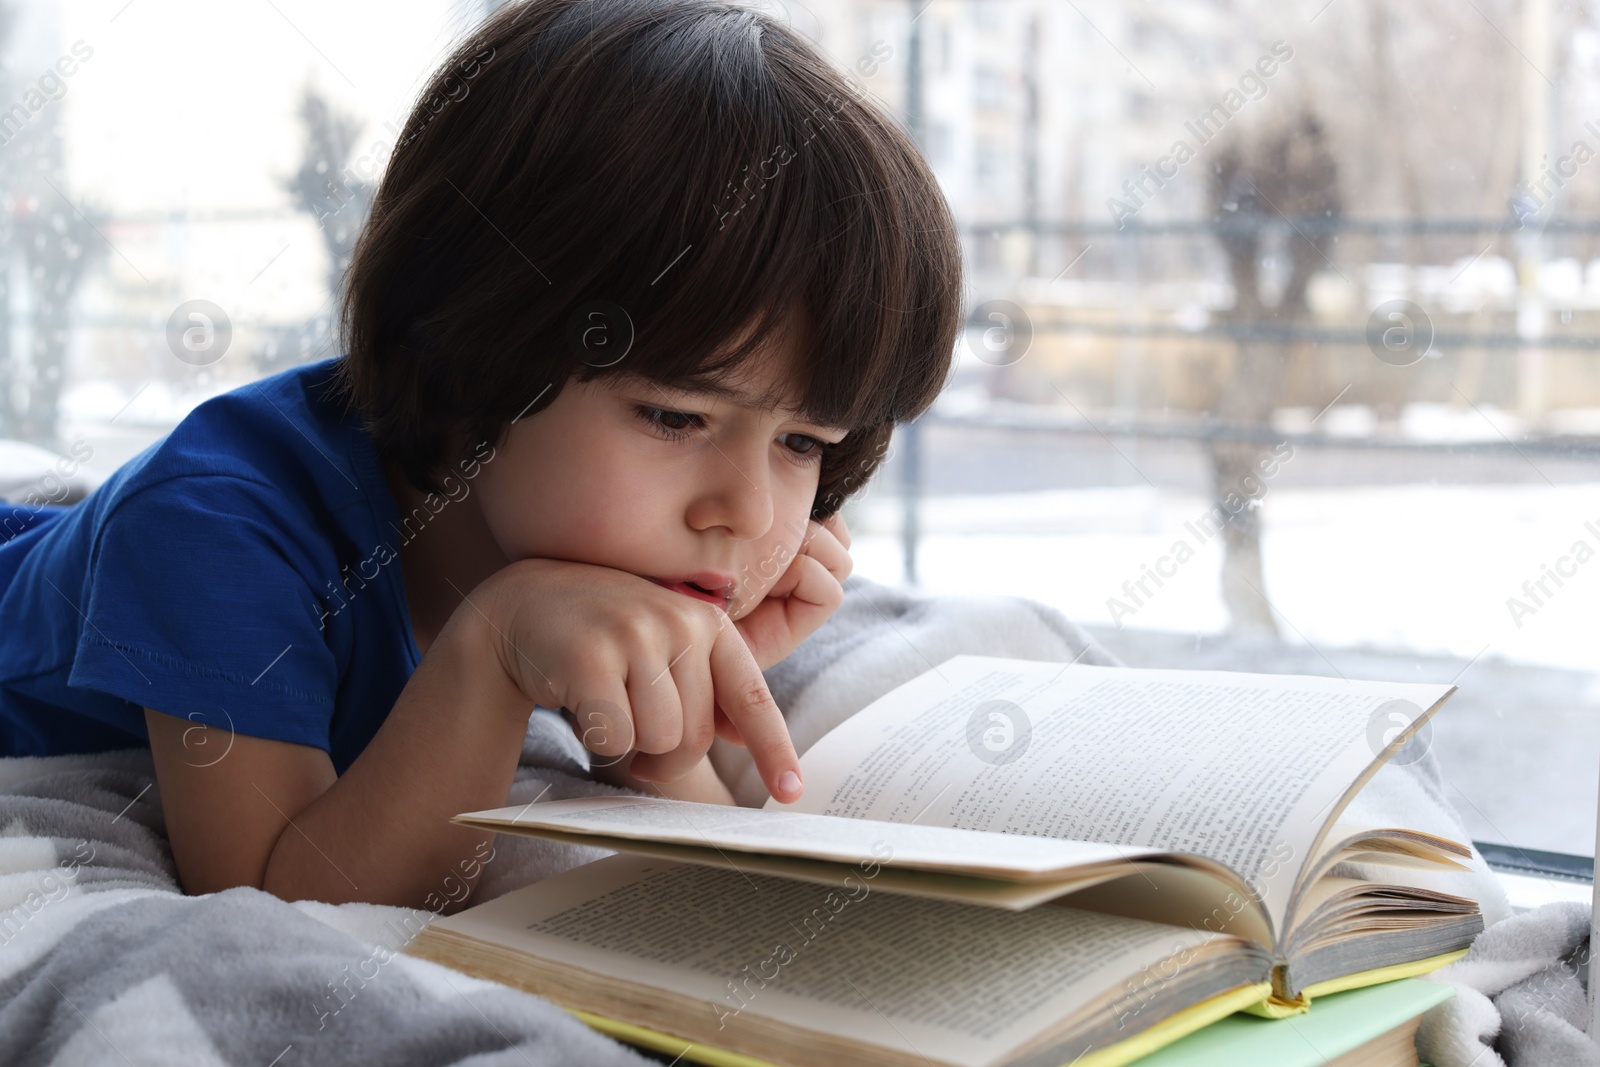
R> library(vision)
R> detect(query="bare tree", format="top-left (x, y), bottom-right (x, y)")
top-left (285, 83), bottom-right (371, 301)
top-left (266, 83), bottom-right (372, 373)
top-left (0, 2), bottom-right (108, 445)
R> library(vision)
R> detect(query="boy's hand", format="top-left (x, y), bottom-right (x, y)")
top-left (730, 511), bottom-right (853, 672)
top-left (481, 557), bottom-right (805, 802)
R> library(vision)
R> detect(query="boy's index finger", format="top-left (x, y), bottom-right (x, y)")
top-left (708, 623), bottom-right (803, 803)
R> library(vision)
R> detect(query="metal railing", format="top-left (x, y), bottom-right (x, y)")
top-left (887, 214), bottom-right (1600, 583)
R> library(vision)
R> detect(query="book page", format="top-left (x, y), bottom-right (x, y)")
top-left (454, 795), bottom-right (1164, 879)
top-left (430, 854), bottom-right (1248, 1067)
top-left (776, 655), bottom-right (1453, 934)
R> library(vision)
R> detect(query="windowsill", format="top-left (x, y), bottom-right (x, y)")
top-left (1495, 869), bottom-right (1593, 914)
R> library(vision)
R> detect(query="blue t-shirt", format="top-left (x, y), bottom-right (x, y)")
top-left (0, 358), bottom-right (428, 775)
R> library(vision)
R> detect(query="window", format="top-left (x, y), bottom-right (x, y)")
top-left (839, 0), bottom-right (1600, 867)
top-left (1, 0), bottom-right (1590, 873)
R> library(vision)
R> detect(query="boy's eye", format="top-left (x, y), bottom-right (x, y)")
top-left (778, 433), bottom-right (826, 463)
top-left (634, 405), bottom-right (829, 464)
top-left (634, 406), bottom-right (703, 440)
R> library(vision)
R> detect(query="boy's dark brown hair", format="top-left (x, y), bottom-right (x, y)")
top-left (335, 0), bottom-right (964, 519)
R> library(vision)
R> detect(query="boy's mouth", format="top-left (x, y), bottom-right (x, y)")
top-left (646, 572), bottom-right (735, 611)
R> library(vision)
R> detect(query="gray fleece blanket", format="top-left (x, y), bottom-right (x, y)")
top-left (0, 574), bottom-right (1521, 1065)
top-left (1417, 901), bottom-right (1599, 1066)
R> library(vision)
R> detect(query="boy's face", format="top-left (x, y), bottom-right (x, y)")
top-left (471, 338), bottom-right (848, 620)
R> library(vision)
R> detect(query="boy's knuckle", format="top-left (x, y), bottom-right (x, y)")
top-left (737, 682), bottom-right (778, 717)
top-left (699, 614), bottom-right (732, 646)
top-left (613, 614), bottom-right (653, 647)
top-left (683, 718), bottom-right (716, 753)
top-left (689, 599), bottom-right (725, 630)
top-left (668, 616), bottom-right (699, 650)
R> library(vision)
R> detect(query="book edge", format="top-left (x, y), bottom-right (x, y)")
top-left (1241, 948), bottom-right (1468, 1019)
top-left (561, 975), bottom-right (1457, 1067)
top-left (553, 982), bottom-right (1276, 1067)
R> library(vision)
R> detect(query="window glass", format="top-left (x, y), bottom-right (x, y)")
top-left (3, 0), bottom-right (1591, 860)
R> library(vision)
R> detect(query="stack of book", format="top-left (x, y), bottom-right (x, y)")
top-left (409, 656), bottom-right (1481, 1067)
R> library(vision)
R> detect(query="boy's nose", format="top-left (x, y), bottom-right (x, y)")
top-left (686, 452), bottom-right (773, 540)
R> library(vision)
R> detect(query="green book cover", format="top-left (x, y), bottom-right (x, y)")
top-left (1126, 979), bottom-right (1454, 1066)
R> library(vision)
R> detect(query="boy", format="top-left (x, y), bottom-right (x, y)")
top-left (0, 0), bottom-right (963, 912)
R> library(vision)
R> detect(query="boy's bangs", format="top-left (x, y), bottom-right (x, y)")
top-left (337, 0), bottom-right (963, 514)
top-left (565, 9), bottom-right (949, 439)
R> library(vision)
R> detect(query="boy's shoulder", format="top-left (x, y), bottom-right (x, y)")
top-left (104, 357), bottom-right (375, 522)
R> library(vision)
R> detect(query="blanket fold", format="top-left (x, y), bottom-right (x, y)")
top-left (1417, 900), bottom-right (1599, 1067)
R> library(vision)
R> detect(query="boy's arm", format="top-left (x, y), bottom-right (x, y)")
top-left (146, 556), bottom-right (800, 909)
top-left (145, 603), bottom-right (531, 910)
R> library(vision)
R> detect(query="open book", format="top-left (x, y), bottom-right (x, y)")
top-left (408, 656), bottom-right (1485, 1067)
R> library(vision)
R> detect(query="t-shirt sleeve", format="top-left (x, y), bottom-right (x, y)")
top-left (67, 474), bottom-right (341, 751)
